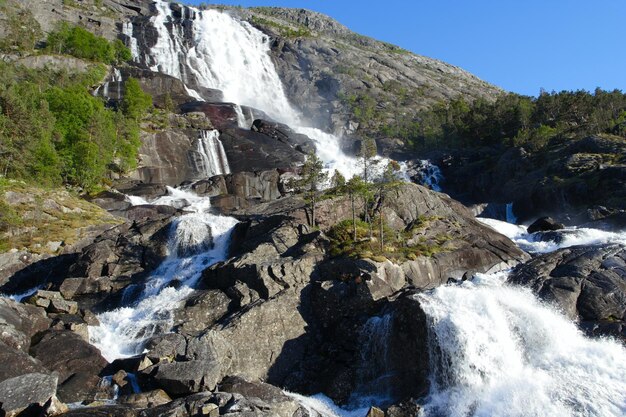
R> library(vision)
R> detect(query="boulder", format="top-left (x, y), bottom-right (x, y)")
top-left (509, 244), bottom-right (626, 339)
top-left (172, 290), bottom-right (232, 335)
top-left (29, 330), bottom-right (109, 403)
top-left (0, 297), bottom-right (50, 352)
top-left (0, 373), bottom-right (58, 417)
top-left (527, 216), bottom-right (565, 234)
top-left (0, 341), bottom-right (49, 383)
top-left (118, 389), bottom-right (172, 409)
top-left (190, 176), bottom-right (228, 197)
top-left (59, 212), bottom-right (175, 310)
top-left (143, 359), bottom-right (222, 396)
top-left (89, 190), bottom-right (132, 214)
top-left (57, 405), bottom-right (138, 417)
top-left (114, 182), bottom-right (169, 202)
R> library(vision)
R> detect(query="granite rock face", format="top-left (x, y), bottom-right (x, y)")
top-left (509, 244), bottom-right (626, 340)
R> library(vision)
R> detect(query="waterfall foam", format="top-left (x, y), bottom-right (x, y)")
top-left (417, 271), bottom-right (626, 417)
top-left (89, 188), bottom-right (238, 361)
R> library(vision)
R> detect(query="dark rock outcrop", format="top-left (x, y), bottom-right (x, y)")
top-left (53, 206), bottom-right (176, 310)
top-left (527, 217), bottom-right (565, 234)
top-left (435, 135), bottom-right (626, 223)
top-left (251, 119), bottom-right (316, 154)
top-left (29, 330), bottom-right (109, 403)
top-left (509, 244), bottom-right (626, 339)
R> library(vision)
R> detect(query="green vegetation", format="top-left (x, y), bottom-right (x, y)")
top-left (249, 15), bottom-right (312, 38)
top-left (327, 217), bottom-right (451, 262)
top-left (46, 22), bottom-right (132, 64)
top-left (339, 92), bottom-right (380, 129)
top-left (0, 4), bottom-right (42, 52)
top-left (290, 153), bottom-right (328, 226)
top-left (383, 89), bottom-right (626, 152)
top-left (0, 179), bottom-right (122, 253)
top-left (0, 61), bottom-right (151, 191)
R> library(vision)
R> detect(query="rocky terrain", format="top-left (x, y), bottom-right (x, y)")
top-left (0, 0), bottom-right (625, 416)
top-left (430, 134), bottom-right (626, 224)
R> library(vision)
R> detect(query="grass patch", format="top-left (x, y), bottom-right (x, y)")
top-left (0, 180), bottom-right (122, 254)
top-left (327, 218), bottom-right (452, 263)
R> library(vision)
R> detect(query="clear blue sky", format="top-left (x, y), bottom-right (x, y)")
top-left (184, 0), bottom-right (626, 97)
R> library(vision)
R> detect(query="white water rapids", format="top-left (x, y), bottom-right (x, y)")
top-left (477, 217), bottom-right (626, 253)
top-left (89, 188), bottom-right (238, 361)
top-left (417, 272), bottom-right (626, 417)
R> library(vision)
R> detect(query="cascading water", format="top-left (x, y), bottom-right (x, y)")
top-left (122, 21), bottom-right (139, 62)
top-left (505, 202), bottom-right (517, 224)
top-left (192, 129), bottom-right (231, 178)
top-left (417, 272), bottom-right (626, 417)
top-left (125, 0), bottom-right (370, 179)
top-left (113, 5), bottom-right (626, 415)
top-left (348, 314), bottom-right (395, 407)
top-left (411, 160), bottom-right (444, 192)
top-left (89, 188), bottom-right (238, 361)
top-left (477, 217), bottom-right (626, 253)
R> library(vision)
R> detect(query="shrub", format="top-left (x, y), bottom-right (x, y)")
top-left (46, 23), bottom-right (131, 65)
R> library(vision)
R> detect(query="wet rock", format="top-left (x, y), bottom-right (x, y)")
top-left (0, 373), bottom-right (58, 417)
top-left (510, 244), bottom-right (626, 339)
top-left (191, 176), bottom-right (228, 197)
top-left (527, 216), bottom-right (565, 234)
top-left (385, 401), bottom-right (421, 417)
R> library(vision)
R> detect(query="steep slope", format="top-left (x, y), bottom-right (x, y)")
top-left (242, 7), bottom-right (502, 136)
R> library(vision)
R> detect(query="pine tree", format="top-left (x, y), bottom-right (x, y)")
top-left (293, 153), bottom-right (328, 227)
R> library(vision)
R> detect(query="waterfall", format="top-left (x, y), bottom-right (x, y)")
top-left (234, 104), bottom-right (248, 128)
top-left (505, 202), bottom-right (517, 224)
top-left (98, 67), bottom-right (123, 101)
top-left (124, 0), bottom-right (369, 179)
top-left (193, 129), bottom-right (231, 178)
top-left (89, 188), bottom-right (238, 361)
top-left (122, 21), bottom-right (139, 61)
top-left (416, 272), bottom-right (626, 417)
top-left (349, 314), bottom-right (395, 407)
top-left (408, 160), bottom-right (443, 192)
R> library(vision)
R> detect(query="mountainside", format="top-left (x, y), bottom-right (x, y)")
top-left (240, 7), bottom-right (502, 136)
